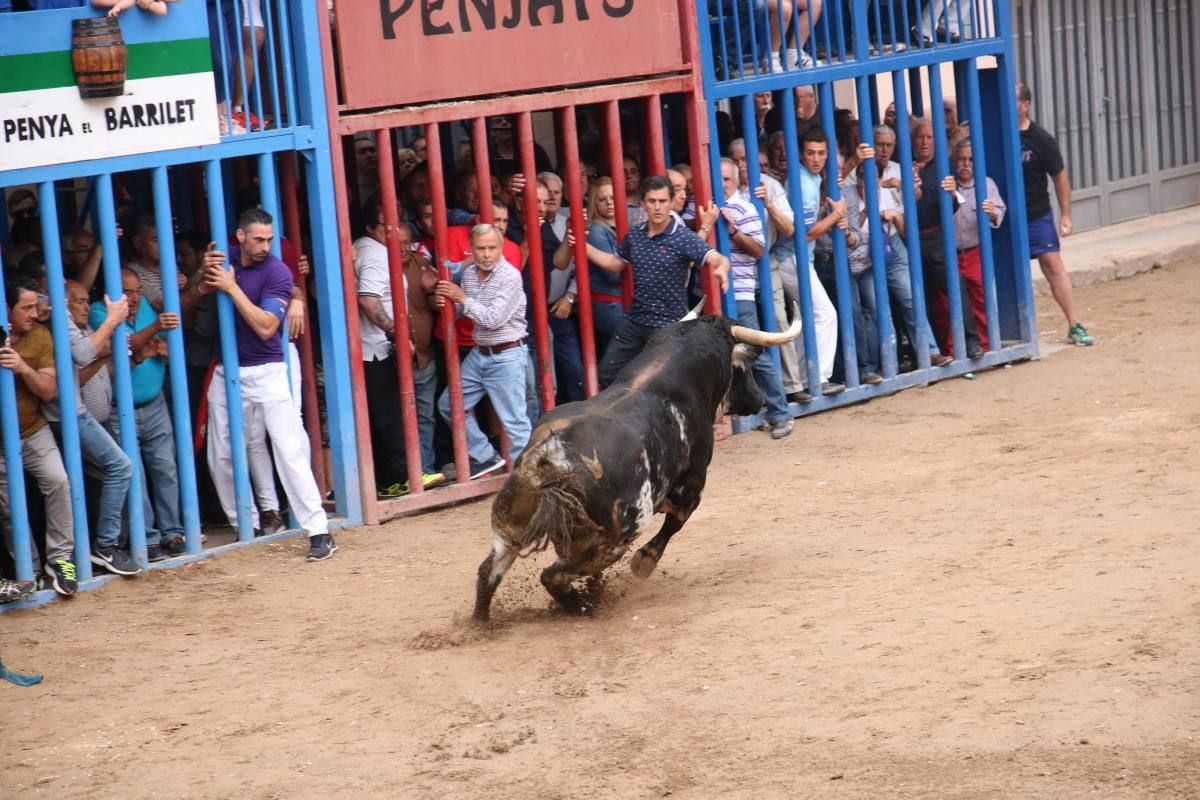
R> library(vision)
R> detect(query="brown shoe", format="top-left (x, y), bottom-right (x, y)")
top-left (260, 509), bottom-right (285, 536)
top-left (930, 353), bottom-right (954, 367)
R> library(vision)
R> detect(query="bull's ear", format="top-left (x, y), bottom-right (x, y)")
top-left (732, 343), bottom-right (761, 369)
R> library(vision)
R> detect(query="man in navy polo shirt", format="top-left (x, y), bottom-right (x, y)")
top-left (587, 175), bottom-right (730, 387)
top-left (198, 209), bottom-right (335, 561)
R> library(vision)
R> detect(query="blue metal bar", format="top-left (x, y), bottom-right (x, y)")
top-left (150, 167), bottom-right (202, 555)
top-left (963, 60), bottom-right (1002, 350)
top-left (891, 69), bottom-right (934, 368)
top-left (275, 0), bottom-right (298, 126)
top-left (212, 0), bottom-right (235, 136)
top-left (738, 94), bottom-right (782, 374)
top-left (293, 0), bottom-right (362, 524)
top-left (260, 0), bottom-right (283, 129)
top-left (243, 0), bottom-right (268, 131)
top-left (817, 81), bottom-right (860, 387)
top-left (38, 183), bottom-right (93, 583)
top-left (0, 251), bottom-right (35, 584)
top-left (233, 0), bottom-right (254, 131)
top-left (779, 87), bottom-right (823, 394)
top-left (992, 6), bottom-right (1037, 346)
top-left (927, 65), bottom-right (967, 360)
top-left (712, 0), bottom-right (730, 81)
top-left (96, 174), bottom-right (149, 565)
top-left (707, 101), bottom-right (736, 315)
top-left (205, 160), bottom-right (255, 541)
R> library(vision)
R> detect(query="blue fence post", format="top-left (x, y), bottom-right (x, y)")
top-left (891, 69), bottom-right (934, 368)
top-left (291, 0), bottom-right (362, 525)
top-left (962, 60), bottom-right (1002, 351)
top-left (737, 94), bottom-right (783, 374)
top-left (150, 166), bottom-right (203, 555)
top-left (779, 88), bottom-right (823, 395)
top-left (96, 174), bottom-right (149, 566)
top-left (817, 80), bottom-right (859, 387)
top-left (205, 160), bottom-right (256, 541)
top-left (0, 253), bottom-right (35, 585)
top-left (38, 183), bottom-right (93, 583)
top-left (928, 65), bottom-right (968, 360)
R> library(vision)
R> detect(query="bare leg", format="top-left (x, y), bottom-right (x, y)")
top-left (473, 535), bottom-right (517, 623)
top-left (232, 26), bottom-right (265, 110)
top-left (791, 0), bottom-right (821, 49)
top-left (1036, 251), bottom-right (1080, 327)
top-left (767, 0), bottom-right (793, 52)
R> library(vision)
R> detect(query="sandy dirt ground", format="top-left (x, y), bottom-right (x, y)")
top-left (2, 261), bottom-right (1198, 800)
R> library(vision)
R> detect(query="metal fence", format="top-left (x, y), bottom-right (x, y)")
top-left (1012, 0), bottom-right (1200, 228)
top-left (0, 0), bottom-right (358, 609)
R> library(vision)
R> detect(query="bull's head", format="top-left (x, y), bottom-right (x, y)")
top-left (686, 300), bottom-right (804, 420)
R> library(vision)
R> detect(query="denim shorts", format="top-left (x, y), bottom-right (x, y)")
top-left (1027, 211), bottom-right (1061, 256)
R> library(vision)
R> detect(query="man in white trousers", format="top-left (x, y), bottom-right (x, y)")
top-left (199, 209), bottom-right (335, 561)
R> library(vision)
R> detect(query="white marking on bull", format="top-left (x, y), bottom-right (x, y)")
top-left (632, 450), bottom-right (656, 535)
top-left (669, 404), bottom-right (690, 458)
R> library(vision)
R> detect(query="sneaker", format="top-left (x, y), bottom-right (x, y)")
top-left (441, 463), bottom-right (458, 482)
top-left (420, 472), bottom-right (447, 490)
top-left (377, 483), bottom-right (409, 500)
top-left (231, 109), bottom-right (270, 131)
top-left (469, 455), bottom-right (506, 480)
top-left (162, 536), bottom-right (187, 557)
top-left (218, 113), bottom-right (247, 136)
top-left (930, 353), bottom-right (954, 367)
top-left (146, 544), bottom-right (166, 563)
top-left (307, 533), bottom-right (337, 561)
top-left (1068, 323), bottom-right (1094, 346)
top-left (821, 381), bottom-right (846, 396)
top-left (0, 578), bottom-right (35, 603)
top-left (45, 560), bottom-right (78, 596)
top-left (260, 509), bottom-right (285, 536)
top-left (967, 344), bottom-right (985, 360)
top-left (768, 418), bottom-right (794, 440)
top-left (767, 53), bottom-right (785, 73)
top-left (860, 371), bottom-right (884, 385)
top-left (91, 547), bottom-right (142, 577)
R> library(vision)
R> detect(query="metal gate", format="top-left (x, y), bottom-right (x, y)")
top-left (1012, 0), bottom-right (1200, 229)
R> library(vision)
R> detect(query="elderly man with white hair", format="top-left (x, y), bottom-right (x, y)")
top-left (433, 224), bottom-right (530, 479)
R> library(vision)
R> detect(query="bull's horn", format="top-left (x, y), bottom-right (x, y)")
top-left (680, 297), bottom-right (707, 322)
top-left (730, 302), bottom-right (803, 346)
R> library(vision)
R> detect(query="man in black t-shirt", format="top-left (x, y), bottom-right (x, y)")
top-left (1017, 82), bottom-right (1094, 346)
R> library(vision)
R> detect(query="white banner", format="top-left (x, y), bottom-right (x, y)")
top-left (0, 73), bottom-right (220, 172)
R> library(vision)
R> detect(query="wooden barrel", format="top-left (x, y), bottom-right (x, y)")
top-left (71, 17), bottom-right (128, 99)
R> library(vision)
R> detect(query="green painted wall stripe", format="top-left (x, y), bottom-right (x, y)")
top-left (0, 38), bottom-right (211, 94)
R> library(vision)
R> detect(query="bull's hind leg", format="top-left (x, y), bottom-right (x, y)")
top-left (540, 558), bottom-right (591, 616)
top-left (630, 512), bottom-right (688, 578)
top-left (473, 535), bottom-right (517, 623)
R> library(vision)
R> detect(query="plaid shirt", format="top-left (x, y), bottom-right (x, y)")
top-left (458, 259), bottom-right (527, 346)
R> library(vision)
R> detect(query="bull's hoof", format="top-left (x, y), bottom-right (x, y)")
top-left (630, 549), bottom-right (658, 579)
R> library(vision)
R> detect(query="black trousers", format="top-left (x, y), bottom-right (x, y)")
top-left (363, 356), bottom-right (409, 489)
top-left (598, 317), bottom-right (659, 388)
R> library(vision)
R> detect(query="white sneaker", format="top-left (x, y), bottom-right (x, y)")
top-left (768, 53), bottom-right (785, 73)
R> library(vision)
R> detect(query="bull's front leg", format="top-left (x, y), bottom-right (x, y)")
top-left (540, 558), bottom-right (591, 616)
top-left (473, 535), bottom-right (517, 623)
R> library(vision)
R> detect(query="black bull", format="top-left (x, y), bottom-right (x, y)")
top-left (473, 308), bottom-right (802, 622)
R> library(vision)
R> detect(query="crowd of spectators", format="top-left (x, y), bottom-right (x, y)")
top-left (0, 72), bottom-right (1090, 604)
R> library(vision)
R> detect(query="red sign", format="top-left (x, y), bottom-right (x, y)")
top-left (335, 0), bottom-right (686, 110)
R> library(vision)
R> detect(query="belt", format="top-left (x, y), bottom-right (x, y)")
top-left (592, 293), bottom-right (623, 304)
top-left (957, 244), bottom-right (980, 254)
top-left (134, 396), bottom-right (158, 409)
top-left (918, 226), bottom-right (940, 236)
top-left (476, 338), bottom-right (526, 356)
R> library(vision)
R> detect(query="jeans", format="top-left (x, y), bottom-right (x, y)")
top-left (439, 345), bottom-right (531, 464)
top-left (549, 315), bottom-right (586, 404)
top-left (735, 300), bottom-right (792, 424)
top-left (849, 270), bottom-right (880, 375)
top-left (591, 300), bottom-right (624, 362)
top-left (135, 394), bottom-right (183, 545)
top-left (74, 413), bottom-right (132, 551)
top-left (413, 359), bottom-right (438, 475)
top-left (598, 316), bottom-right (659, 387)
top-left (886, 234), bottom-right (940, 356)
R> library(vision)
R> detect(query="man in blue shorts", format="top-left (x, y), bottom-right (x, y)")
top-left (1017, 82), bottom-right (1094, 346)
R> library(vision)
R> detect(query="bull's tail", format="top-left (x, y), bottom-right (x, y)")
top-left (493, 439), bottom-right (594, 560)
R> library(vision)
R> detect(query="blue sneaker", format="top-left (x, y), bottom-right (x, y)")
top-left (469, 455), bottom-right (506, 480)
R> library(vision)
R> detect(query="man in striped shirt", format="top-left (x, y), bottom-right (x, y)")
top-left (433, 224), bottom-right (530, 479)
top-left (720, 159), bottom-right (793, 440)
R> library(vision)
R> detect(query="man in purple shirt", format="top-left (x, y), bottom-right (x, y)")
top-left (198, 209), bottom-right (335, 561)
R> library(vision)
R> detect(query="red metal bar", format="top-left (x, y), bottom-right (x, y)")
top-left (644, 94), bottom-right (667, 177)
top-left (335, 76), bottom-right (695, 136)
top-left (559, 106), bottom-right (600, 397)
top-left (604, 100), bottom-right (635, 310)
top-left (518, 111), bottom-right (556, 414)
top-left (472, 117), bottom-right (494, 226)
top-left (319, 6), bottom-right (378, 523)
top-left (376, 129), bottom-right (427, 495)
top-left (684, 92), bottom-right (721, 315)
top-left (278, 153), bottom-right (328, 496)
top-left (427, 122), bottom-right (472, 482)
